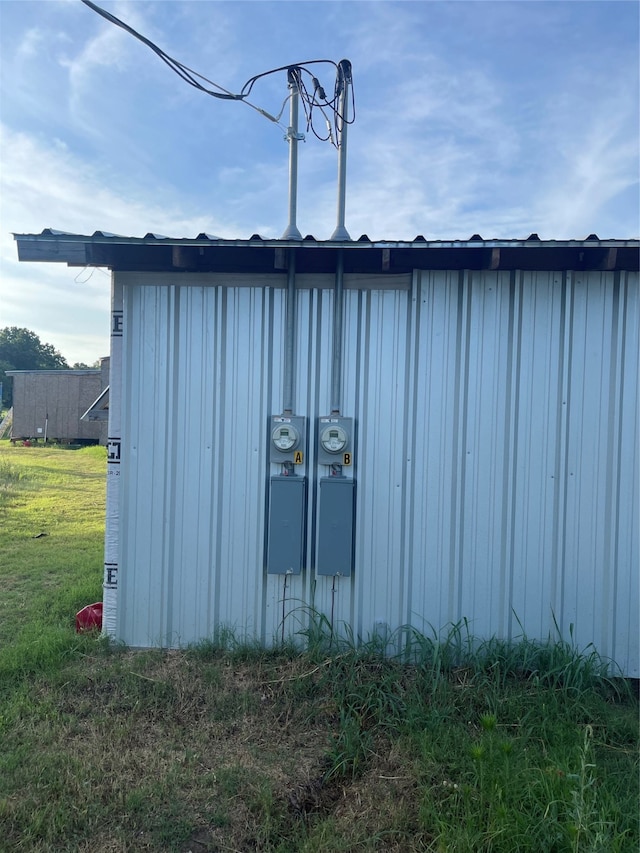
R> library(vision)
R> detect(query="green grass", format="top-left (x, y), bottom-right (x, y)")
top-left (0, 443), bottom-right (105, 682)
top-left (0, 443), bottom-right (638, 852)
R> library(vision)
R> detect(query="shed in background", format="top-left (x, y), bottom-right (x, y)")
top-left (7, 368), bottom-right (104, 444)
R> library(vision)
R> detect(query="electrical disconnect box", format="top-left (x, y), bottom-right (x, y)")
top-left (267, 475), bottom-right (307, 574)
top-left (316, 477), bottom-right (355, 576)
top-left (269, 415), bottom-right (306, 465)
top-left (316, 416), bottom-right (356, 576)
top-left (317, 416), bottom-right (353, 467)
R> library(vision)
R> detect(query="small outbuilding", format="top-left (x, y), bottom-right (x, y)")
top-left (14, 229), bottom-right (640, 677)
top-left (7, 367), bottom-right (104, 444)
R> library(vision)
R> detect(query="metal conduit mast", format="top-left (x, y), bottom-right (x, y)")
top-left (330, 250), bottom-right (344, 414)
top-left (330, 59), bottom-right (352, 242)
top-left (282, 67), bottom-right (303, 241)
top-left (330, 60), bottom-right (352, 414)
top-left (282, 249), bottom-right (297, 416)
top-left (281, 67), bottom-right (302, 421)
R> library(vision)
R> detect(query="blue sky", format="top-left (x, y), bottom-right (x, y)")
top-left (1, 0), bottom-right (638, 365)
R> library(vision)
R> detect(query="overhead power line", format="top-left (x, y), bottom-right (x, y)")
top-left (80, 0), bottom-right (354, 147)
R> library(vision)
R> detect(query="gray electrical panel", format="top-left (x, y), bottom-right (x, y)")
top-left (316, 477), bottom-right (355, 576)
top-left (267, 475), bottom-right (307, 574)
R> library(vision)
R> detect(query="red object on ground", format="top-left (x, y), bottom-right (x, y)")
top-left (76, 602), bottom-right (103, 633)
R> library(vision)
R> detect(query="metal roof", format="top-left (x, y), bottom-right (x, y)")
top-left (81, 385), bottom-right (109, 422)
top-left (6, 369), bottom-right (100, 376)
top-left (13, 229), bottom-right (639, 274)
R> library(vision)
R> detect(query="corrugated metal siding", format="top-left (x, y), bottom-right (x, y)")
top-left (119, 284), bottom-right (282, 645)
top-left (116, 269), bottom-right (638, 675)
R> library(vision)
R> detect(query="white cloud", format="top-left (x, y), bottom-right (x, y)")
top-left (17, 28), bottom-right (46, 59)
top-left (0, 264), bottom-right (111, 366)
top-left (0, 124), bottom-right (242, 239)
top-left (0, 122), bottom-right (249, 364)
top-left (530, 99), bottom-right (640, 239)
top-left (58, 1), bottom-right (149, 142)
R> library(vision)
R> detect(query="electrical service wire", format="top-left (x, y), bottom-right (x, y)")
top-left (79, 0), bottom-right (288, 131)
top-left (80, 0), bottom-right (238, 99)
top-left (80, 0), bottom-right (354, 148)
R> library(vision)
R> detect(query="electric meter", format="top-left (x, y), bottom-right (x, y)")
top-left (272, 423), bottom-right (300, 451)
top-left (320, 425), bottom-right (348, 454)
top-left (317, 416), bottom-right (354, 466)
top-left (269, 415), bottom-right (306, 463)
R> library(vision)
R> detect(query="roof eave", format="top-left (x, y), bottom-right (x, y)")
top-left (13, 231), bottom-right (640, 273)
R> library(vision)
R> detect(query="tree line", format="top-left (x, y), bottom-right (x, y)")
top-left (0, 327), bottom-right (100, 409)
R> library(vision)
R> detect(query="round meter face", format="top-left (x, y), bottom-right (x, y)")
top-left (272, 423), bottom-right (299, 451)
top-left (320, 425), bottom-right (348, 454)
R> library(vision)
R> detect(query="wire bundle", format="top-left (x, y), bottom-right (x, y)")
top-left (242, 61), bottom-right (355, 148)
top-left (80, 0), bottom-right (354, 146)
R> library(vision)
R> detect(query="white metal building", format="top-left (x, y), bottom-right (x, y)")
top-left (15, 230), bottom-right (640, 676)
